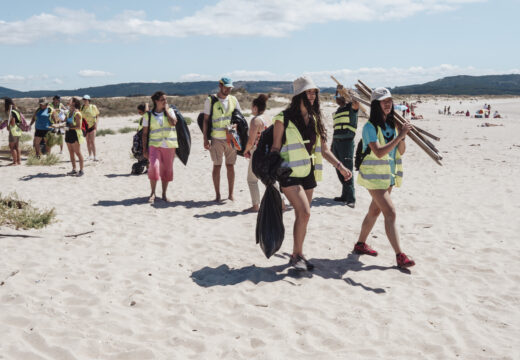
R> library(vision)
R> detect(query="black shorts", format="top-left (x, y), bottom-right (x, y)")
top-left (279, 167), bottom-right (317, 190)
top-left (86, 124), bottom-right (96, 133)
top-left (65, 130), bottom-right (79, 144)
top-left (35, 129), bottom-right (49, 138)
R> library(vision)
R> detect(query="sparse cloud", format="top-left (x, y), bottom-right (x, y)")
top-left (0, 1), bottom-right (486, 44)
top-left (0, 75), bottom-right (26, 83)
top-left (78, 70), bottom-right (114, 78)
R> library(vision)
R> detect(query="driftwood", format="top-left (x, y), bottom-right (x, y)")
top-left (64, 231), bottom-right (94, 238)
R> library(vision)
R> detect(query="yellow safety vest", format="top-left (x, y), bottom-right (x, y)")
top-left (210, 95), bottom-right (237, 140)
top-left (357, 125), bottom-right (403, 189)
top-left (137, 116), bottom-right (143, 132)
top-left (274, 112), bottom-right (323, 181)
top-left (9, 109), bottom-right (22, 137)
top-left (67, 110), bottom-right (85, 144)
top-left (333, 107), bottom-right (356, 135)
top-left (148, 112), bottom-right (178, 148)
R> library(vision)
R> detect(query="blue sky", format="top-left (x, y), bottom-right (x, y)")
top-left (1, 0), bottom-right (518, 91)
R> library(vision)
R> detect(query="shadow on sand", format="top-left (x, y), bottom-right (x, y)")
top-left (19, 173), bottom-right (68, 181)
top-left (191, 253), bottom-right (410, 293)
top-left (105, 173), bottom-right (134, 178)
top-left (311, 197), bottom-right (349, 208)
top-left (93, 197), bottom-right (150, 207)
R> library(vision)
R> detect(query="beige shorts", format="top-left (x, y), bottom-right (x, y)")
top-left (210, 139), bottom-right (237, 165)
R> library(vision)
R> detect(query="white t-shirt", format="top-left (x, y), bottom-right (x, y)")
top-left (142, 109), bottom-right (177, 148)
top-left (203, 95), bottom-right (242, 116)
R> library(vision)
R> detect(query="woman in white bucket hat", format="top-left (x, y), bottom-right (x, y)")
top-left (354, 87), bottom-right (415, 268)
top-left (271, 76), bottom-right (352, 271)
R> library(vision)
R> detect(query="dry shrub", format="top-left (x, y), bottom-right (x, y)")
top-left (0, 192), bottom-right (56, 229)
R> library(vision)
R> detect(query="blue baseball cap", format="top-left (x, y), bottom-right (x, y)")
top-left (219, 77), bottom-right (233, 88)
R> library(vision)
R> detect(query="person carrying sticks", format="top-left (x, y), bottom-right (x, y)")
top-left (354, 87), bottom-right (415, 269)
top-left (331, 84), bottom-right (359, 207)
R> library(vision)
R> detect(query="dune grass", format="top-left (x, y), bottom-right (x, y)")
top-left (20, 133), bottom-right (32, 143)
top-left (0, 192), bottom-right (56, 229)
top-left (97, 128), bottom-right (116, 136)
top-left (26, 152), bottom-right (60, 166)
top-left (118, 126), bottom-right (136, 134)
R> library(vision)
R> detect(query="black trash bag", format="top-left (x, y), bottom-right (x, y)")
top-left (231, 108), bottom-right (249, 156)
top-left (256, 184), bottom-right (284, 258)
top-left (171, 105), bottom-right (191, 166)
top-left (131, 160), bottom-right (146, 175)
top-left (131, 128), bottom-right (144, 160)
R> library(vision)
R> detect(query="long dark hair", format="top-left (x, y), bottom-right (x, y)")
top-left (151, 91), bottom-right (166, 112)
top-left (286, 91), bottom-right (327, 142)
top-left (369, 100), bottom-right (395, 130)
top-left (4, 97), bottom-right (16, 113)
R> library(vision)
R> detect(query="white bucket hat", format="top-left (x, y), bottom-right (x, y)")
top-left (371, 87), bottom-right (392, 102)
top-left (293, 76), bottom-right (319, 96)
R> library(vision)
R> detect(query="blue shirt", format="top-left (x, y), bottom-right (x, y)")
top-left (35, 108), bottom-right (52, 130)
top-left (362, 122), bottom-right (398, 185)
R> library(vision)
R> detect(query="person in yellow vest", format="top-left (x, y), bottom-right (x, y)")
top-left (49, 95), bottom-right (66, 154)
top-left (81, 95), bottom-right (100, 161)
top-left (355, 87), bottom-right (415, 268)
top-left (142, 91), bottom-right (178, 203)
top-left (202, 77), bottom-right (242, 202)
top-left (271, 76), bottom-right (352, 271)
top-left (331, 85), bottom-right (359, 207)
top-left (3, 98), bottom-right (22, 166)
top-left (65, 97), bottom-right (85, 176)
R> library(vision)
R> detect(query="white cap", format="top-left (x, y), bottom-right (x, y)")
top-left (293, 76), bottom-right (319, 96)
top-left (82, 95), bottom-right (91, 100)
top-left (370, 87), bottom-right (392, 102)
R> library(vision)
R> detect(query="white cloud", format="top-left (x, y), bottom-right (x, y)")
top-left (0, 1), bottom-right (485, 44)
top-left (0, 75), bottom-right (25, 83)
top-left (78, 70), bottom-right (114, 78)
top-left (179, 73), bottom-right (215, 82)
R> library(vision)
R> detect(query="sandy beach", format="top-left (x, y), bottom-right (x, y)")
top-left (1, 96), bottom-right (519, 359)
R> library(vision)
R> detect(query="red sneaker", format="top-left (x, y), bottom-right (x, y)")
top-left (353, 243), bottom-right (378, 256)
top-left (396, 253), bottom-right (415, 268)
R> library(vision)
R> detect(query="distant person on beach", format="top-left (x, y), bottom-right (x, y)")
top-left (49, 95), bottom-right (66, 154)
top-left (65, 97), bottom-right (85, 176)
top-left (331, 84), bottom-right (359, 207)
top-left (271, 76), bottom-right (352, 271)
top-left (243, 94), bottom-right (270, 212)
top-left (29, 97), bottom-right (52, 157)
top-left (355, 87), bottom-right (415, 269)
top-left (447, 106), bottom-right (451, 115)
top-left (202, 77), bottom-right (242, 202)
top-left (142, 91), bottom-right (178, 203)
top-left (443, 106), bottom-right (446, 115)
top-left (466, 110), bottom-right (470, 117)
top-left (81, 95), bottom-right (100, 161)
top-left (3, 98), bottom-right (22, 165)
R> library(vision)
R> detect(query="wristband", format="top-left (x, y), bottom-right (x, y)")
top-left (336, 161), bottom-right (341, 169)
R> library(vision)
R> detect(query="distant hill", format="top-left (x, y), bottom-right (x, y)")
top-left (0, 81), bottom-right (336, 99)
top-left (392, 74), bottom-right (520, 95)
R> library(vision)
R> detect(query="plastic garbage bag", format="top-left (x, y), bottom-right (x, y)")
top-left (256, 184), bottom-right (284, 258)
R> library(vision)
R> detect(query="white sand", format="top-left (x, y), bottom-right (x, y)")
top-left (1, 97), bottom-right (519, 359)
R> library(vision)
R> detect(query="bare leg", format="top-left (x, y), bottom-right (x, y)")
top-left (33, 136), bottom-right (42, 157)
top-left (368, 187), bottom-right (402, 254)
top-left (357, 198), bottom-right (382, 244)
top-left (66, 143), bottom-right (76, 170)
top-left (73, 143), bottom-right (84, 171)
top-left (212, 165), bottom-right (221, 201)
top-left (282, 185), bottom-right (313, 256)
top-left (15, 142), bottom-right (21, 164)
top-left (149, 180), bottom-right (157, 203)
top-left (226, 164), bottom-right (235, 200)
top-left (90, 130), bottom-right (97, 158)
top-left (9, 141), bottom-right (18, 165)
top-left (161, 181), bottom-right (169, 201)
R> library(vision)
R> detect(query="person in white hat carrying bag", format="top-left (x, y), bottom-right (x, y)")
top-left (271, 76), bottom-right (352, 271)
top-left (354, 87), bottom-right (415, 269)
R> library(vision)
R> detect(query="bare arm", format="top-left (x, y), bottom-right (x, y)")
top-left (244, 116), bottom-right (262, 155)
top-left (368, 123), bottom-right (411, 158)
top-left (271, 120), bottom-right (284, 152)
top-left (321, 140), bottom-right (352, 181)
top-left (73, 113), bottom-right (82, 129)
top-left (142, 126), bottom-right (149, 158)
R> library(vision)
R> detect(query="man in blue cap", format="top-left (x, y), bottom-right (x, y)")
top-left (202, 77), bottom-right (242, 201)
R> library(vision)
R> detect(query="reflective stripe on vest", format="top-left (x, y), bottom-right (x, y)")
top-left (211, 96), bottom-right (237, 140)
top-left (275, 112), bottom-right (323, 181)
top-left (357, 125), bottom-right (403, 189)
top-left (148, 112), bottom-right (178, 148)
top-left (333, 110), bottom-right (356, 134)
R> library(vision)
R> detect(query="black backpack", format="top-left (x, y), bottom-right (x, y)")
top-left (252, 111), bottom-right (291, 185)
top-left (197, 95), bottom-right (218, 140)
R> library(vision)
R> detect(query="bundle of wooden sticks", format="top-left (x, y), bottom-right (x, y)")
top-left (331, 76), bottom-right (443, 166)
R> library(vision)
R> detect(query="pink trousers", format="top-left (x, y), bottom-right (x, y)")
top-left (148, 147), bottom-right (175, 182)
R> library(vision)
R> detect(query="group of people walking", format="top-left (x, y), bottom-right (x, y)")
top-left (2, 95), bottom-right (100, 175)
top-left (3, 75), bottom-right (415, 270)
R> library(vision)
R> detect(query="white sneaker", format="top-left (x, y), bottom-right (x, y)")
top-left (93, 157), bottom-right (99, 162)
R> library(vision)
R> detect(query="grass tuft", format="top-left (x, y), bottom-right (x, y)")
top-left (118, 126), bottom-right (136, 134)
top-left (20, 133), bottom-right (32, 143)
top-left (97, 128), bottom-right (116, 136)
top-left (26, 152), bottom-right (60, 166)
top-left (0, 192), bottom-right (56, 229)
